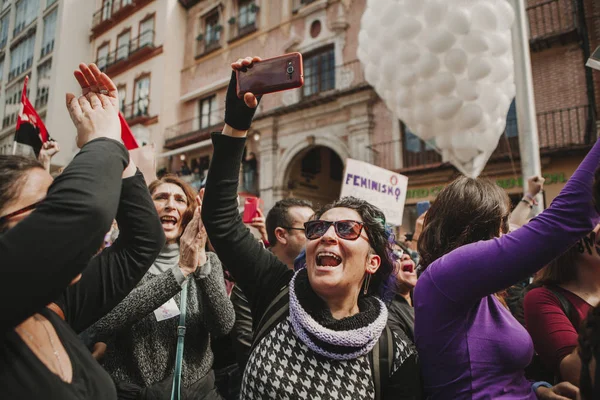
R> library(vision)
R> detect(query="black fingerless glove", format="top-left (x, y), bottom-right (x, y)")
top-left (224, 71), bottom-right (261, 131)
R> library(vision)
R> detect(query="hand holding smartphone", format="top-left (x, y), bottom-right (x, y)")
top-left (236, 53), bottom-right (304, 98)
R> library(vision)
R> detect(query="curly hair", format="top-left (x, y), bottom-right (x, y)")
top-left (305, 196), bottom-right (398, 303)
top-left (0, 155), bottom-right (44, 231)
top-left (418, 176), bottom-right (511, 269)
top-left (148, 174), bottom-right (197, 236)
top-left (579, 305), bottom-right (600, 399)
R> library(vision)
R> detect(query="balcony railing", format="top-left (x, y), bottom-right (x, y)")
top-left (367, 105), bottom-right (594, 171)
top-left (164, 107), bottom-right (225, 149)
top-left (527, 0), bottom-right (577, 43)
top-left (40, 40), bottom-right (54, 58)
top-left (178, 0), bottom-right (201, 9)
top-left (122, 97), bottom-right (150, 121)
top-left (8, 56), bottom-right (33, 81)
top-left (292, 0), bottom-right (320, 12)
top-left (195, 33), bottom-right (222, 58)
top-left (228, 5), bottom-right (259, 41)
top-left (96, 30), bottom-right (155, 73)
top-left (92, 0), bottom-right (146, 32)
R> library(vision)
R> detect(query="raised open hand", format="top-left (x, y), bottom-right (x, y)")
top-left (73, 63), bottom-right (119, 110)
top-left (66, 92), bottom-right (120, 148)
top-left (178, 195), bottom-right (207, 277)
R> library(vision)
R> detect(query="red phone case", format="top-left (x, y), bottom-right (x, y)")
top-left (243, 197), bottom-right (260, 224)
top-left (236, 53), bottom-right (304, 98)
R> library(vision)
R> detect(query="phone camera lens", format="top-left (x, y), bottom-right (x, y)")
top-left (287, 66), bottom-right (294, 74)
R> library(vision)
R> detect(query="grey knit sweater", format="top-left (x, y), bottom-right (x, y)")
top-left (89, 245), bottom-right (235, 388)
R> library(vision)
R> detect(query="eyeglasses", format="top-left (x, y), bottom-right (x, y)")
top-left (304, 220), bottom-right (366, 241)
top-left (0, 200), bottom-right (42, 225)
top-left (281, 226), bottom-right (305, 232)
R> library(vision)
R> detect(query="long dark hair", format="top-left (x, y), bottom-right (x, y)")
top-left (0, 155), bottom-right (44, 230)
top-left (418, 176), bottom-right (511, 269)
top-left (148, 174), bottom-right (197, 235)
top-left (308, 196), bottom-right (398, 302)
top-left (579, 305), bottom-right (600, 399)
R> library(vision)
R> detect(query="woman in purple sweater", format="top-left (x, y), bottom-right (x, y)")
top-left (414, 138), bottom-right (600, 399)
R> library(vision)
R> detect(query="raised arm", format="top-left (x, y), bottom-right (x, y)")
top-left (195, 252), bottom-right (235, 337)
top-left (0, 100), bottom-right (126, 332)
top-left (202, 57), bottom-right (292, 321)
top-left (57, 169), bottom-right (165, 333)
top-left (424, 139), bottom-right (600, 305)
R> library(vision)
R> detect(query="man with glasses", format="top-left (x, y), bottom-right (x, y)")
top-left (231, 198), bottom-right (313, 370)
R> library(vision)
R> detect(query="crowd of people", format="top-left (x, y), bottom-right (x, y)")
top-left (0, 57), bottom-right (599, 400)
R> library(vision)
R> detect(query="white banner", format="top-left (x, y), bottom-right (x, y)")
top-left (340, 159), bottom-right (408, 226)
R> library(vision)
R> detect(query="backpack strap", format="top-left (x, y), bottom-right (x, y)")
top-left (369, 325), bottom-right (393, 400)
top-left (251, 286), bottom-right (289, 350)
top-left (545, 285), bottom-right (577, 327)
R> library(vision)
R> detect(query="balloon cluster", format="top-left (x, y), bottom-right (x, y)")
top-left (358, 0), bottom-right (516, 178)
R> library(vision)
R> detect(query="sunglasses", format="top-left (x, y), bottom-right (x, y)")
top-left (0, 200), bottom-right (42, 226)
top-left (304, 220), bottom-right (366, 241)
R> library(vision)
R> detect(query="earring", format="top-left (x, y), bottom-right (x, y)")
top-left (363, 273), bottom-right (372, 295)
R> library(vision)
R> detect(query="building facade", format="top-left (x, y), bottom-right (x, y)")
top-left (90, 0), bottom-right (186, 161)
top-left (0, 0), bottom-right (93, 167)
top-left (170, 0), bottom-right (599, 234)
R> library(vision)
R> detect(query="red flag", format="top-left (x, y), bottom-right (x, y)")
top-left (16, 76), bottom-right (48, 143)
top-left (119, 112), bottom-right (139, 150)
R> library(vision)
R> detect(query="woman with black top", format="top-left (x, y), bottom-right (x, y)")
top-left (0, 63), bottom-right (165, 399)
top-left (202, 56), bottom-right (421, 400)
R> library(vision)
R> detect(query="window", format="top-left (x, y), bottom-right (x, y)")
top-left (4, 80), bottom-right (23, 128)
top-left (303, 46), bottom-right (335, 97)
top-left (46, 0), bottom-right (57, 7)
top-left (204, 12), bottom-right (220, 46)
top-left (0, 58), bottom-right (4, 81)
top-left (139, 17), bottom-right (154, 48)
top-left (238, 0), bottom-right (256, 33)
top-left (505, 99), bottom-right (518, 138)
top-left (9, 34), bottom-right (35, 80)
top-left (14, 0), bottom-right (39, 36)
top-left (116, 30), bottom-right (130, 60)
top-left (117, 85), bottom-right (126, 113)
top-left (96, 43), bottom-right (109, 70)
top-left (101, 0), bottom-right (112, 21)
top-left (0, 13), bottom-right (8, 48)
top-left (36, 60), bottom-right (51, 108)
top-left (133, 75), bottom-right (150, 117)
top-left (41, 8), bottom-right (57, 57)
top-left (199, 95), bottom-right (218, 129)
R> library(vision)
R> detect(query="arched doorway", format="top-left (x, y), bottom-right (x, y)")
top-left (284, 146), bottom-right (344, 208)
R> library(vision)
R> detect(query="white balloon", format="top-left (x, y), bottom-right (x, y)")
top-left (365, 64), bottom-right (380, 88)
top-left (467, 57), bottom-right (492, 81)
top-left (424, 1), bottom-right (448, 25)
top-left (444, 48), bottom-right (468, 74)
top-left (446, 8), bottom-right (471, 35)
top-left (381, 3), bottom-right (403, 27)
top-left (396, 42), bottom-right (421, 64)
top-left (462, 31), bottom-right (489, 53)
top-left (435, 133), bottom-right (451, 150)
top-left (417, 53), bottom-right (441, 78)
top-left (495, 0), bottom-right (516, 31)
top-left (397, 69), bottom-right (418, 87)
top-left (397, 89), bottom-right (414, 107)
top-left (415, 123), bottom-right (436, 140)
top-left (426, 29), bottom-right (456, 54)
top-left (456, 79), bottom-right (479, 101)
top-left (358, 30), bottom-right (369, 48)
top-left (454, 147), bottom-right (478, 164)
top-left (488, 32), bottom-right (511, 56)
top-left (415, 80), bottom-right (435, 102)
top-left (414, 105), bottom-right (434, 126)
top-left (479, 89), bottom-right (500, 113)
top-left (471, 2), bottom-right (497, 31)
top-left (382, 58), bottom-right (397, 83)
top-left (403, 0), bottom-right (424, 16)
top-left (435, 97), bottom-right (463, 120)
top-left (490, 59), bottom-right (511, 83)
top-left (458, 104), bottom-right (483, 130)
top-left (395, 17), bottom-right (423, 40)
top-left (433, 72), bottom-right (457, 95)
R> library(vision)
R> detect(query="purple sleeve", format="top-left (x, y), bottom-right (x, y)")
top-left (425, 139), bottom-right (600, 305)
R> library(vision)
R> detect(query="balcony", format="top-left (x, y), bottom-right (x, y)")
top-left (164, 107), bottom-right (224, 149)
top-left (527, 0), bottom-right (579, 50)
top-left (92, 0), bottom-right (152, 38)
top-left (40, 40), bottom-right (54, 58)
top-left (227, 6), bottom-right (259, 42)
top-left (367, 105), bottom-right (594, 172)
top-left (8, 56), bottom-right (33, 81)
top-left (97, 30), bottom-right (157, 76)
top-left (195, 33), bottom-right (222, 59)
top-left (178, 0), bottom-right (202, 9)
top-left (121, 97), bottom-right (154, 125)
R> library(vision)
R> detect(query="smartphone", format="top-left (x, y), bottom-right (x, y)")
top-left (416, 201), bottom-right (431, 217)
top-left (236, 52), bottom-right (304, 98)
top-left (243, 197), bottom-right (260, 224)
